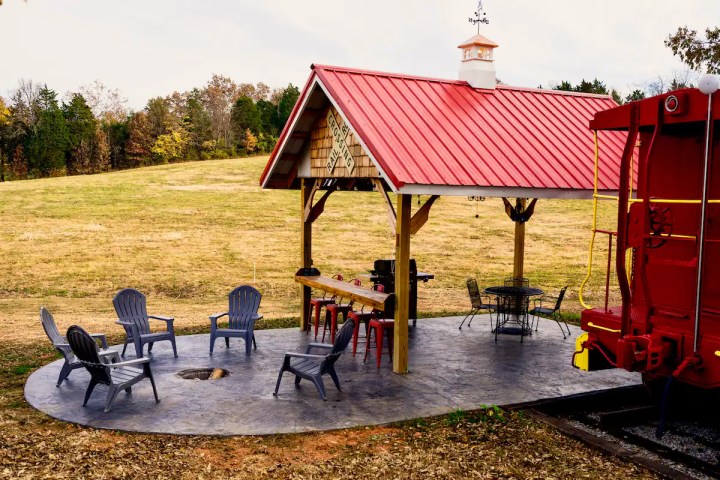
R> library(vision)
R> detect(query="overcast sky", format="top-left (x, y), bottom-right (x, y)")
top-left (1, 0), bottom-right (717, 110)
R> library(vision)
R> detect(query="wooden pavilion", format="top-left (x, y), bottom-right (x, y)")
top-left (260, 36), bottom-right (626, 373)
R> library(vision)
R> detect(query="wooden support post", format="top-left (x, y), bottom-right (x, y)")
top-left (300, 179), bottom-right (313, 331)
top-left (512, 198), bottom-right (527, 282)
top-left (373, 179), bottom-right (396, 235)
top-left (393, 194), bottom-right (411, 374)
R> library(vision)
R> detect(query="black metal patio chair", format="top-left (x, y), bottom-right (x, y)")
top-left (459, 278), bottom-right (495, 329)
top-left (530, 286), bottom-right (570, 338)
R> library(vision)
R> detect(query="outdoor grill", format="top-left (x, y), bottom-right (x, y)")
top-left (369, 259), bottom-right (434, 325)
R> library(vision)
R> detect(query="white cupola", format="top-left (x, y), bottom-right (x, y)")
top-left (458, 34), bottom-right (498, 89)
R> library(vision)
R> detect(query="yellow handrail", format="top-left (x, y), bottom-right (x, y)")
top-left (587, 322), bottom-right (621, 333)
top-left (628, 198), bottom-right (720, 204)
top-left (579, 131), bottom-right (601, 309)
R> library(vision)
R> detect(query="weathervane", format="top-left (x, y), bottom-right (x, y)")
top-left (468, 1), bottom-right (489, 33)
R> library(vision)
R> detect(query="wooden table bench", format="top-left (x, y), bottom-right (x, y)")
top-left (294, 275), bottom-right (390, 310)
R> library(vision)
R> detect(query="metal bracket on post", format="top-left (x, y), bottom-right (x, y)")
top-left (502, 197), bottom-right (537, 223)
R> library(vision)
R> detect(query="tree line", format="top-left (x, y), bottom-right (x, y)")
top-left (0, 75), bottom-right (300, 181)
top-left (546, 26), bottom-right (720, 104)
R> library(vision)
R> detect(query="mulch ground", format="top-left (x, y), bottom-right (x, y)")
top-left (0, 333), bottom-right (659, 480)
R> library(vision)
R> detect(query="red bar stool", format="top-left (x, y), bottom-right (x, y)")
top-left (322, 278), bottom-right (361, 343)
top-left (349, 284), bottom-right (385, 356)
top-left (308, 273), bottom-right (343, 339)
top-left (364, 317), bottom-right (394, 368)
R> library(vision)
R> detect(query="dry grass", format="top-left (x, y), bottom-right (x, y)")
top-left (0, 159), bottom-right (659, 478)
top-left (0, 155), bottom-right (622, 341)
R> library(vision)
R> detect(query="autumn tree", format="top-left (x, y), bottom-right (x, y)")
top-left (165, 91), bottom-right (188, 128)
top-left (10, 78), bottom-right (41, 126)
top-left (201, 74), bottom-right (239, 148)
top-left (78, 80), bottom-right (128, 123)
top-left (125, 112), bottom-right (153, 167)
top-left (238, 128), bottom-right (257, 155)
top-left (0, 96), bottom-right (10, 181)
top-left (666, 26), bottom-right (720, 74)
top-left (145, 97), bottom-right (173, 138)
top-left (151, 127), bottom-right (189, 164)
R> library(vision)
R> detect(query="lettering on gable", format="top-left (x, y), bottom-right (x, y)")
top-left (326, 110), bottom-right (355, 175)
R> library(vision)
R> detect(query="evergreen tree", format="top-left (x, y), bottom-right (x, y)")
top-left (625, 90), bottom-right (646, 103)
top-left (256, 98), bottom-right (277, 136)
top-left (230, 96), bottom-right (261, 146)
top-left (275, 84), bottom-right (300, 133)
top-left (104, 120), bottom-right (129, 169)
top-left (184, 91), bottom-right (212, 160)
top-left (63, 93), bottom-right (97, 172)
top-left (25, 85), bottom-right (69, 176)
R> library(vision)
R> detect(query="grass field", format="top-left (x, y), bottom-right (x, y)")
top-left (0, 158), bottom-right (658, 479)
top-left (0, 155), bottom-right (621, 341)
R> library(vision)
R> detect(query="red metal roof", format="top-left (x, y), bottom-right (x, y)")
top-left (260, 64), bottom-right (628, 198)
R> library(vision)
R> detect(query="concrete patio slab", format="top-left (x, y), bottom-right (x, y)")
top-left (25, 316), bottom-right (641, 435)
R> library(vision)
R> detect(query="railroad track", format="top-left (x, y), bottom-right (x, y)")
top-left (509, 386), bottom-right (720, 480)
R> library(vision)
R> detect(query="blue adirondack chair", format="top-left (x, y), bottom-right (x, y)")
top-left (66, 325), bottom-right (160, 413)
top-left (113, 289), bottom-right (177, 358)
top-left (209, 285), bottom-right (262, 355)
top-left (40, 307), bottom-right (110, 386)
top-left (273, 318), bottom-right (355, 401)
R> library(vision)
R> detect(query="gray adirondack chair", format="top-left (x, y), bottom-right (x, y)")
top-left (209, 285), bottom-right (262, 355)
top-left (113, 288), bottom-right (177, 358)
top-left (273, 318), bottom-right (355, 401)
top-left (66, 325), bottom-right (160, 412)
top-left (40, 307), bottom-right (110, 386)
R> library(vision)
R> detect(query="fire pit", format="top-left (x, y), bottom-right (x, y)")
top-left (177, 368), bottom-right (229, 380)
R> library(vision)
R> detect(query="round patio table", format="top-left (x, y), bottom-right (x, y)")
top-left (485, 286), bottom-right (543, 341)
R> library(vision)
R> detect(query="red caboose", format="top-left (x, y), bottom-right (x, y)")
top-left (574, 85), bottom-right (720, 390)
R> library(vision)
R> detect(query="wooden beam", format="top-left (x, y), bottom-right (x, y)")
top-left (302, 180), bottom-right (321, 220)
top-left (393, 194), bottom-right (411, 374)
top-left (513, 198), bottom-right (527, 281)
top-left (373, 179), bottom-right (396, 235)
top-left (410, 195), bottom-right (439, 235)
top-left (300, 179), bottom-right (314, 331)
top-left (305, 185), bottom-right (337, 223)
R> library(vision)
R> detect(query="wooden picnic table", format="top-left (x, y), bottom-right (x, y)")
top-left (294, 275), bottom-right (390, 310)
